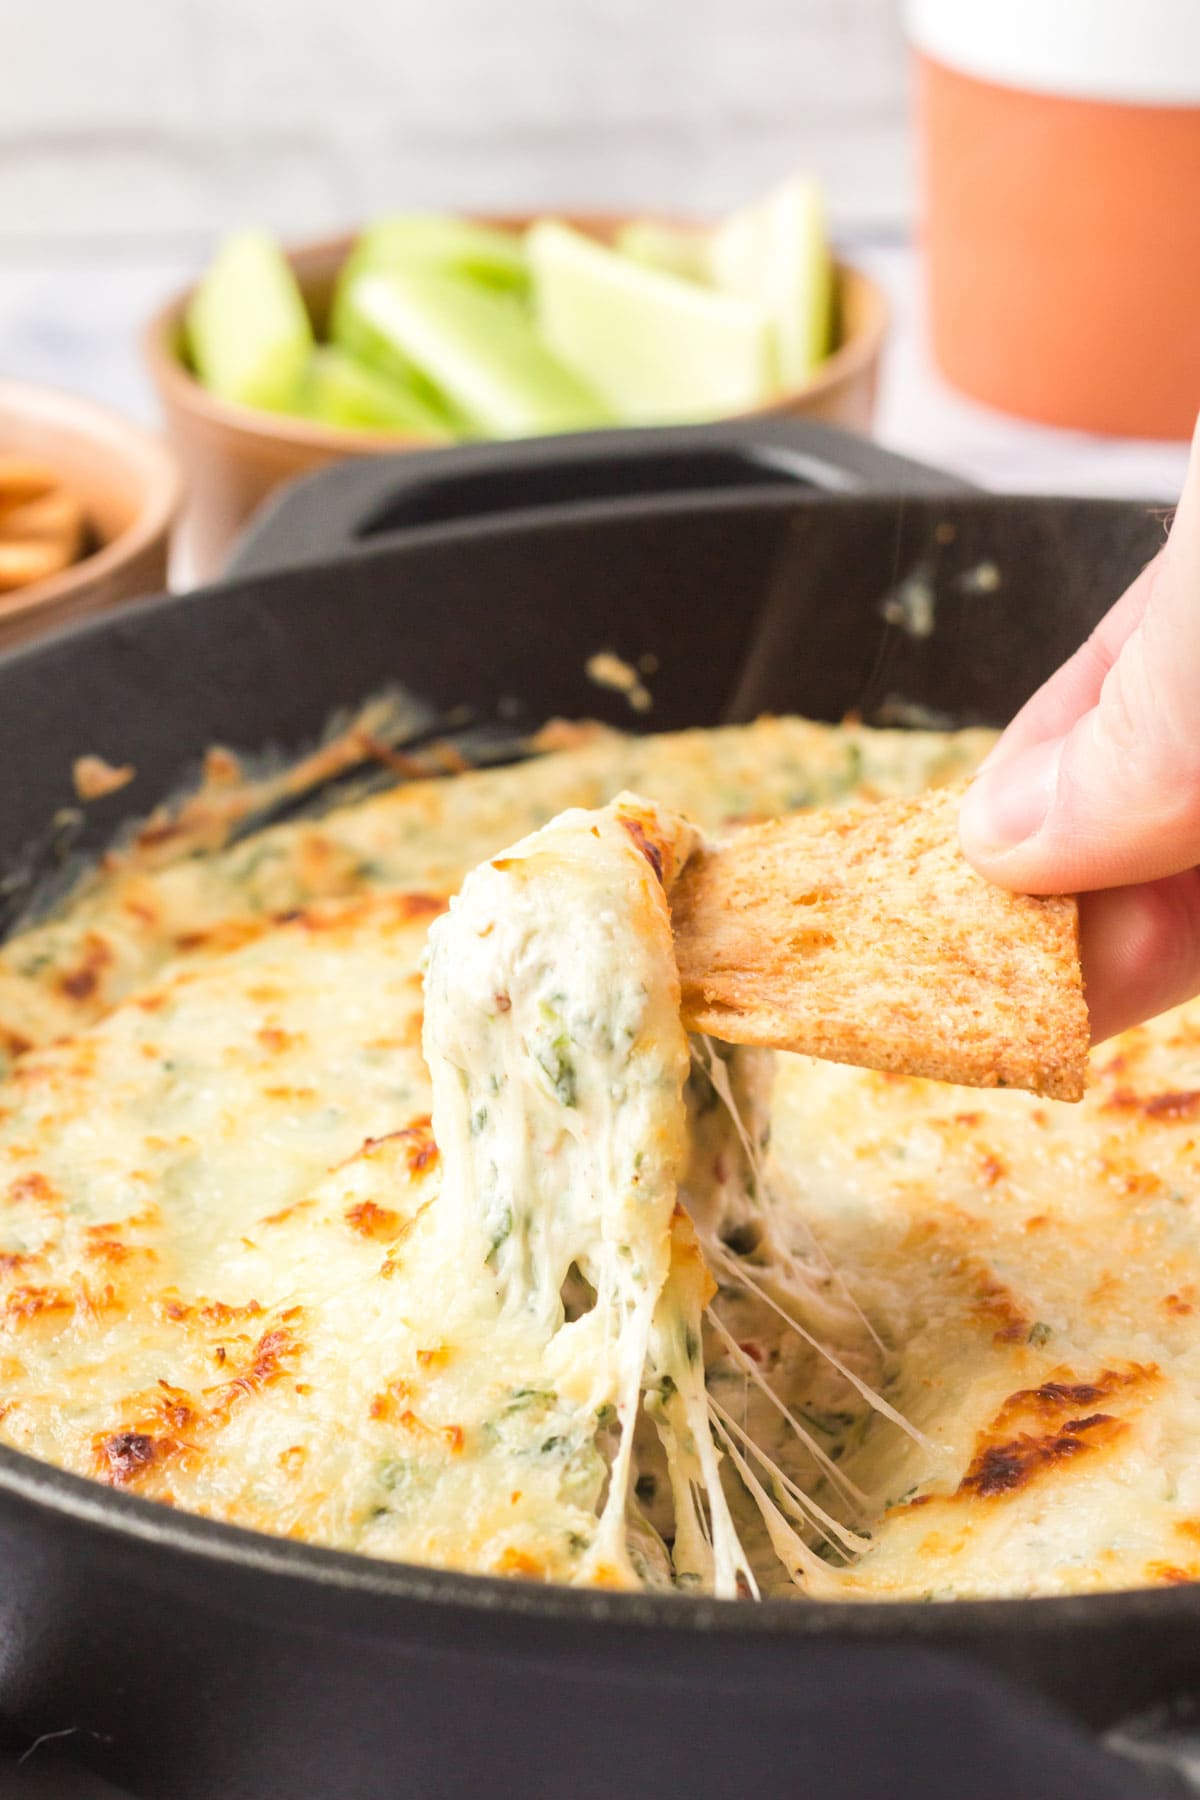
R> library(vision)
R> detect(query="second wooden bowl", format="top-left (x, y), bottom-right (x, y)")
top-left (0, 381), bottom-right (181, 652)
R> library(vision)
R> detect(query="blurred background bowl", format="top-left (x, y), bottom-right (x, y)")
top-left (144, 216), bottom-right (888, 580)
top-left (0, 381), bottom-right (180, 652)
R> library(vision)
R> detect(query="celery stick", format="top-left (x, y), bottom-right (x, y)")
top-left (330, 277), bottom-right (471, 434)
top-left (528, 220), bottom-right (776, 424)
top-left (705, 174), bottom-right (834, 387)
top-left (341, 215), bottom-right (528, 296)
top-left (331, 270), bottom-right (611, 439)
top-left (303, 347), bottom-right (454, 437)
top-left (614, 220), bottom-right (708, 284)
top-left (186, 231), bottom-right (314, 411)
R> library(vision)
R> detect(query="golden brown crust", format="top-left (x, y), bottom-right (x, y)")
top-left (672, 780), bottom-right (1089, 1101)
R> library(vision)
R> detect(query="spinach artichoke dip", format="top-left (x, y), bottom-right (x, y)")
top-left (0, 715), bottom-right (1196, 1601)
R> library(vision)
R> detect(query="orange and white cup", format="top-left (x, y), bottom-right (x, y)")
top-left (908, 0), bottom-right (1200, 439)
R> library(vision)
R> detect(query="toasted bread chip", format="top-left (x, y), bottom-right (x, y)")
top-left (0, 457), bottom-right (58, 513)
top-left (672, 780), bottom-right (1089, 1100)
top-left (0, 488), bottom-right (85, 551)
top-left (0, 538), bottom-right (74, 593)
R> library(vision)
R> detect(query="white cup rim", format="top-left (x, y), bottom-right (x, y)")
top-left (907, 0), bottom-right (1200, 106)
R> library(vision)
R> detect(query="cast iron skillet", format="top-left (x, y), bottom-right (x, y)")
top-left (0, 421), bottom-right (1188, 1800)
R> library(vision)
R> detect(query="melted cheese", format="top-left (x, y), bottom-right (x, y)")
top-left (767, 1024), bottom-right (1200, 1598)
top-left (0, 717), bottom-right (988, 1070)
top-left (6, 712), bottom-right (1199, 1602)
top-left (421, 794), bottom-right (752, 1591)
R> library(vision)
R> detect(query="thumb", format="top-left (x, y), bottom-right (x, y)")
top-left (960, 417), bottom-right (1200, 894)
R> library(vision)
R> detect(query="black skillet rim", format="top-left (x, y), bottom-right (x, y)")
top-left (2, 1435), bottom-right (1199, 1650)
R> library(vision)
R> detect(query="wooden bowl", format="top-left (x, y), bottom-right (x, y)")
top-left (0, 381), bottom-right (181, 652)
top-left (144, 217), bottom-right (889, 581)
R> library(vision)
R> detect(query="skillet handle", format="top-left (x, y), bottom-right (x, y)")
top-left (222, 416), bottom-right (968, 582)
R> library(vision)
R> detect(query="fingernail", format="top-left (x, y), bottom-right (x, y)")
top-left (960, 736), bottom-right (1062, 857)
top-left (973, 739), bottom-right (1005, 778)
top-left (972, 729), bottom-right (1025, 780)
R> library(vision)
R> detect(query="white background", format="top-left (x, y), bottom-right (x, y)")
top-left (0, 0), bottom-right (913, 247)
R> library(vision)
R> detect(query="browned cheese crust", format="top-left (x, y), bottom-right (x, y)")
top-left (671, 779), bottom-right (1089, 1101)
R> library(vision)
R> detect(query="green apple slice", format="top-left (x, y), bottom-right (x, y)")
top-left (331, 270), bottom-right (611, 439)
top-left (340, 215), bottom-right (528, 296)
top-left (527, 220), bottom-right (776, 424)
top-left (613, 220), bottom-right (708, 284)
top-left (303, 347), bottom-right (453, 437)
top-left (186, 231), bottom-right (314, 411)
top-left (705, 174), bottom-right (833, 388)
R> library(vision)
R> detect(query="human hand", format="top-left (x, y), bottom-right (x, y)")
top-left (959, 418), bottom-right (1200, 1044)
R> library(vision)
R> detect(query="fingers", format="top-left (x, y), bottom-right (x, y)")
top-left (1080, 871), bottom-right (1200, 1043)
top-left (960, 414), bottom-right (1200, 894)
top-left (957, 419), bottom-right (1200, 1045)
top-left (961, 638), bottom-right (1200, 893)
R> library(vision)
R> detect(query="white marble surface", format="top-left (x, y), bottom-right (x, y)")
top-left (0, 238), bottom-right (1189, 575)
